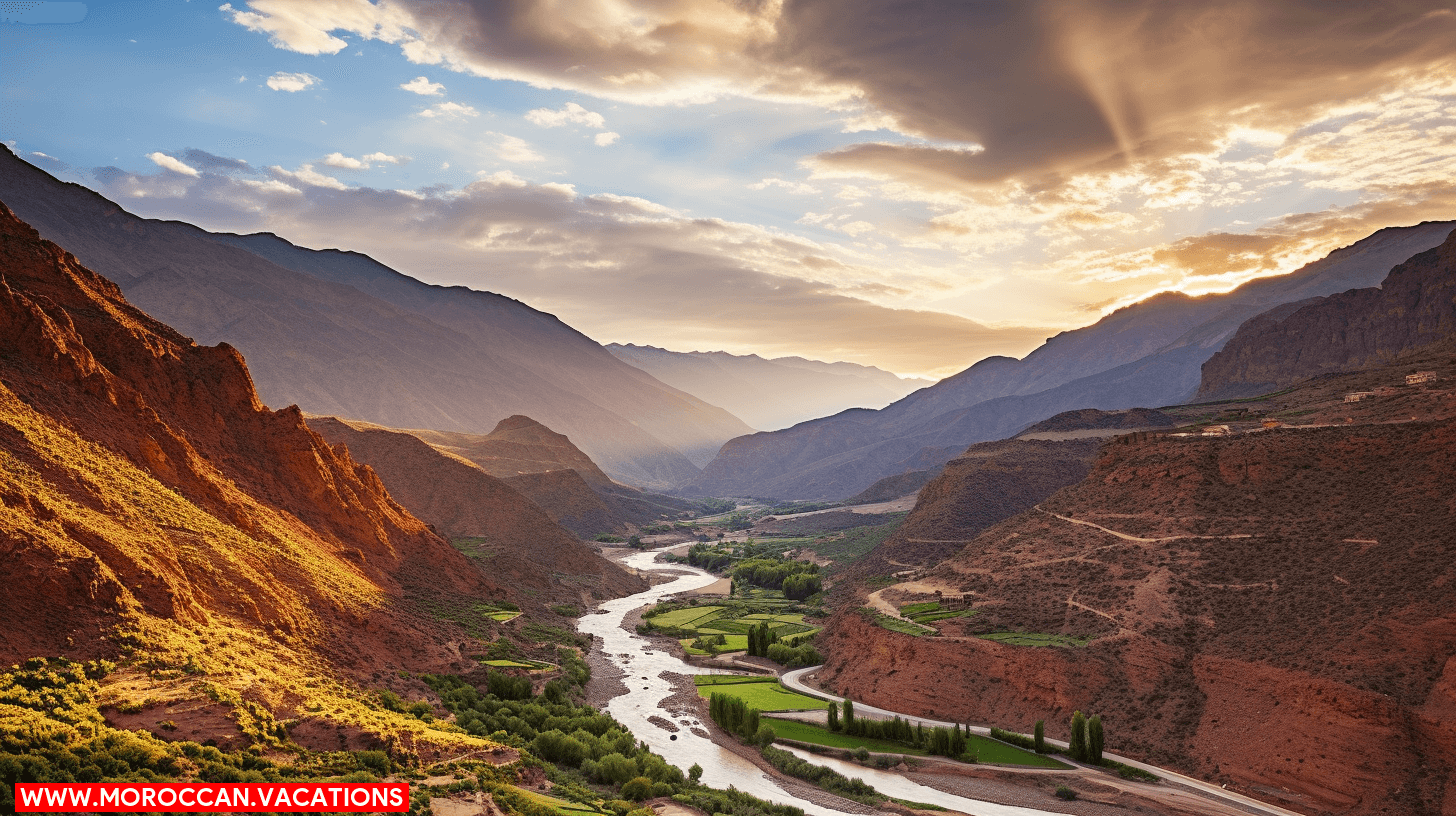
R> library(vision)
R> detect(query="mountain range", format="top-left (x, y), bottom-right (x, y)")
top-left (684, 220), bottom-right (1456, 500)
top-left (0, 146), bottom-right (751, 491)
top-left (607, 343), bottom-right (930, 431)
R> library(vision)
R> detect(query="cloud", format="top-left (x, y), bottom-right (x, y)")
top-left (594, 132), bottom-right (620, 147)
top-left (749, 178), bottom-right (818, 195)
top-left (400, 76), bottom-right (444, 95)
top-left (526, 102), bottom-right (606, 129)
top-left (87, 155), bottom-right (1051, 377)
top-left (270, 164), bottom-right (349, 190)
top-left (322, 151), bottom-right (407, 169)
top-left (182, 149), bottom-right (252, 173)
top-left (265, 71), bottom-right (320, 92)
top-left (147, 152), bottom-right (200, 176)
top-left (418, 101), bottom-right (478, 118)
top-left (492, 134), bottom-right (545, 163)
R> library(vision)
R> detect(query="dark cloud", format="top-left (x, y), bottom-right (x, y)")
top-left (782, 0), bottom-right (1456, 185)
top-left (182, 149), bottom-right (253, 173)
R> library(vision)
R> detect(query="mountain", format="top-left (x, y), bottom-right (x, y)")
top-left (1198, 227), bottom-right (1456, 399)
top-left (842, 436), bottom-right (1104, 579)
top-left (346, 415), bottom-right (712, 536)
top-left (0, 146), bottom-right (752, 490)
top-left (0, 199), bottom-right (522, 753)
top-left (305, 416), bottom-right (642, 592)
top-left (819, 421), bottom-right (1456, 815)
top-left (607, 343), bottom-right (931, 431)
top-left (684, 221), bottom-right (1456, 500)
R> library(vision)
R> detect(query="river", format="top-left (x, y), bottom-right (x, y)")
top-left (576, 551), bottom-right (1070, 816)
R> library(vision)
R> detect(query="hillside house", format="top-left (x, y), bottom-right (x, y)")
top-left (1406, 371), bottom-right (1438, 385)
top-left (1344, 391), bottom-right (1377, 403)
top-left (1202, 425), bottom-right (1233, 437)
top-left (933, 591), bottom-right (971, 610)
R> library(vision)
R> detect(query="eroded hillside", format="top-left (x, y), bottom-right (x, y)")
top-left (818, 416), bottom-right (1456, 815)
top-left (0, 200), bottom-right (516, 756)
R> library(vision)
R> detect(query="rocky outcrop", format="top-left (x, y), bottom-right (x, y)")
top-left (1199, 227), bottom-right (1456, 400)
top-left (822, 419), bottom-right (1456, 815)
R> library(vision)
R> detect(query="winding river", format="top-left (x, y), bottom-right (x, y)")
top-left (577, 551), bottom-right (1069, 816)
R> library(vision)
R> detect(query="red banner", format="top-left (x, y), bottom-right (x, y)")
top-left (13, 782), bottom-right (410, 812)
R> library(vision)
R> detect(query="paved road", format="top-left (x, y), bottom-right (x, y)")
top-left (780, 667), bottom-right (1306, 816)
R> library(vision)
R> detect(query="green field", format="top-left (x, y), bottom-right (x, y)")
top-left (651, 605), bottom-right (726, 628)
top-left (764, 718), bottom-right (1070, 768)
top-left (651, 602), bottom-right (820, 654)
top-left (863, 610), bottom-right (936, 636)
top-left (486, 611), bottom-right (522, 622)
top-left (482, 658), bottom-right (556, 670)
top-left (694, 677), bottom-right (826, 711)
top-left (896, 602), bottom-right (977, 624)
top-left (511, 786), bottom-right (601, 814)
top-left (695, 674), bottom-right (783, 685)
top-left (680, 634), bottom-right (749, 655)
top-left (978, 632), bottom-right (1090, 648)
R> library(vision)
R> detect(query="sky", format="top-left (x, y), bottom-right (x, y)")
top-left (3, 0), bottom-right (1456, 379)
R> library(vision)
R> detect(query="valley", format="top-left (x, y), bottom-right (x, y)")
top-left (3, 150), bottom-right (1454, 816)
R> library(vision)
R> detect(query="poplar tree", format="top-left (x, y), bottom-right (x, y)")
top-left (1034, 720), bottom-right (1045, 753)
top-left (827, 701), bottom-right (841, 732)
top-left (1088, 715), bottom-right (1104, 764)
top-left (1069, 711), bottom-right (1088, 762)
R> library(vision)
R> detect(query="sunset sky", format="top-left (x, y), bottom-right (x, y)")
top-left (5, 0), bottom-right (1456, 377)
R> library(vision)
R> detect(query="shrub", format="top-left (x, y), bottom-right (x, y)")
top-left (620, 776), bottom-right (655, 801)
top-left (1055, 785), bottom-right (1077, 800)
top-left (1033, 720), bottom-right (1045, 753)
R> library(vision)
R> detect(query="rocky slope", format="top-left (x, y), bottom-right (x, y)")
top-left (407, 416), bottom-right (714, 534)
top-left (0, 200), bottom-right (522, 752)
top-left (685, 221), bottom-right (1456, 500)
top-left (305, 416), bottom-right (643, 595)
top-left (843, 437), bottom-right (1103, 580)
top-left (819, 416), bottom-right (1456, 816)
top-left (607, 343), bottom-right (930, 431)
top-left (0, 146), bottom-right (751, 489)
top-left (1199, 227), bottom-right (1456, 400)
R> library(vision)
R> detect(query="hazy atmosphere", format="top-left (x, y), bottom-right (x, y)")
top-left (5, 0), bottom-right (1454, 376)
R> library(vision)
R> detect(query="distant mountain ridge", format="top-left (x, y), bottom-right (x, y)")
top-left (0, 146), bottom-right (752, 490)
top-left (684, 220), bottom-right (1456, 500)
top-left (607, 343), bottom-right (931, 431)
top-left (1198, 227), bottom-right (1456, 399)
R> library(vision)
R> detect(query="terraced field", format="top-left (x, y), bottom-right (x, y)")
top-left (694, 676), bottom-right (826, 711)
top-left (647, 603), bottom-right (821, 655)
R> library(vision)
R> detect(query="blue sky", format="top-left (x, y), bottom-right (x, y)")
top-left (5, 1), bottom-right (1456, 377)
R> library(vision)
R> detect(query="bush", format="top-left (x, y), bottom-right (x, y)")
top-left (620, 776), bottom-right (655, 800)
top-left (1055, 785), bottom-right (1077, 800)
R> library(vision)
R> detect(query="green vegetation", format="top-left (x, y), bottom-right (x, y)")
top-left (1068, 711), bottom-right (1088, 762)
top-left (1055, 785), bottom-right (1078, 800)
top-left (643, 598), bottom-right (822, 661)
top-left (759, 745), bottom-right (882, 806)
top-left (977, 632), bottom-right (1090, 647)
top-left (693, 677), bottom-right (825, 711)
top-left (895, 601), bottom-right (978, 624)
top-left (1034, 720), bottom-right (1045, 753)
top-left (767, 713), bottom-right (1066, 768)
top-left (859, 608), bottom-right (937, 637)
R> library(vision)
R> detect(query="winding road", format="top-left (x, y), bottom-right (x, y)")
top-left (780, 667), bottom-right (1306, 816)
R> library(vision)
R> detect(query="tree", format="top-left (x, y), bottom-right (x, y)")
top-left (842, 699), bottom-right (855, 731)
top-left (827, 702), bottom-right (840, 732)
top-left (754, 724), bottom-right (777, 747)
top-left (620, 777), bottom-right (655, 801)
top-left (1087, 715), bottom-right (1104, 765)
top-left (1033, 720), bottom-right (1045, 753)
top-left (688, 763), bottom-right (703, 783)
top-left (1068, 711), bottom-right (1088, 762)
